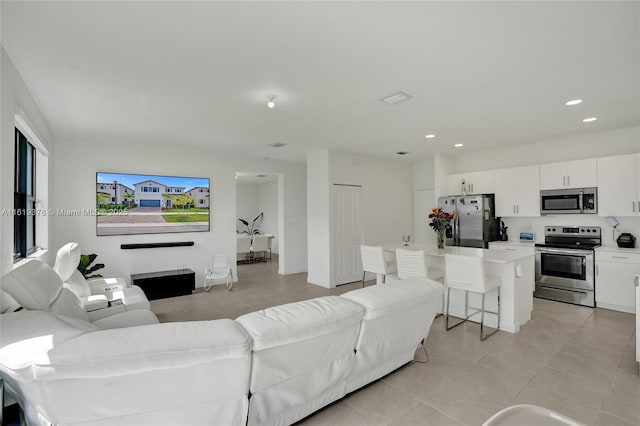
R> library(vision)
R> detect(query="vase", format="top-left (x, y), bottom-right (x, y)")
top-left (437, 229), bottom-right (445, 249)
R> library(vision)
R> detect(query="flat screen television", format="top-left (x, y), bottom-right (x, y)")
top-left (96, 172), bottom-right (210, 236)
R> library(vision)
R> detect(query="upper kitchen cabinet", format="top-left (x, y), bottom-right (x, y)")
top-left (494, 165), bottom-right (540, 217)
top-left (447, 170), bottom-right (495, 195)
top-left (597, 153), bottom-right (639, 217)
top-left (539, 159), bottom-right (597, 190)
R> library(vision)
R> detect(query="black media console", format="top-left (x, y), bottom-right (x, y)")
top-left (131, 269), bottom-right (195, 300)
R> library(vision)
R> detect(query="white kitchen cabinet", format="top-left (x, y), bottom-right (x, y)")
top-left (597, 153), bottom-right (639, 217)
top-left (539, 159), bottom-right (597, 190)
top-left (595, 249), bottom-right (640, 313)
top-left (447, 170), bottom-right (494, 195)
top-left (494, 165), bottom-right (540, 217)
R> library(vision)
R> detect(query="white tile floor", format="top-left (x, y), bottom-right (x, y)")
top-left (151, 257), bottom-right (639, 426)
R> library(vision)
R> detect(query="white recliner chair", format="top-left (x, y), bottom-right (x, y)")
top-left (53, 242), bottom-right (151, 318)
top-left (2, 259), bottom-right (158, 329)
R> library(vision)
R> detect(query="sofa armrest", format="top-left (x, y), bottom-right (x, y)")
top-left (87, 277), bottom-right (128, 295)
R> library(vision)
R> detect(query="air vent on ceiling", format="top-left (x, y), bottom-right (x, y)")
top-left (381, 91), bottom-right (413, 105)
top-left (268, 142), bottom-right (287, 148)
top-left (396, 151), bottom-right (409, 155)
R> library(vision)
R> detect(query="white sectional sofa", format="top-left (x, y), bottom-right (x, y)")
top-left (0, 260), bottom-right (443, 426)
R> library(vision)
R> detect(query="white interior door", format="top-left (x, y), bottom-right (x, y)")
top-left (333, 184), bottom-right (363, 285)
top-left (415, 189), bottom-right (435, 244)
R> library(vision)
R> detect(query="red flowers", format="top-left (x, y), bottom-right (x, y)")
top-left (428, 207), bottom-right (456, 232)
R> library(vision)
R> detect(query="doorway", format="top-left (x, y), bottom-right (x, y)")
top-left (333, 184), bottom-right (363, 285)
top-left (235, 172), bottom-right (282, 275)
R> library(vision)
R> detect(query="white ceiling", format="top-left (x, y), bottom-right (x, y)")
top-left (2, 1), bottom-right (638, 162)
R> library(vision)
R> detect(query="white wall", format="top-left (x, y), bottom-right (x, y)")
top-left (1, 48), bottom-right (54, 275)
top-left (235, 182), bottom-right (260, 234)
top-left (306, 150), bottom-right (331, 286)
top-left (307, 149), bottom-right (414, 288)
top-left (258, 180), bottom-right (279, 254)
top-left (329, 150), bottom-right (414, 247)
top-left (52, 139), bottom-right (307, 287)
top-left (451, 126), bottom-right (640, 174)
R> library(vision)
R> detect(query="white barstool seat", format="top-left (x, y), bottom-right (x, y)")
top-left (251, 235), bottom-right (270, 262)
top-left (396, 248), bottom-right (445, 315)
top-left (444, 253), bottom-right (501, 341)
top-left (395, 248), bottom-right (445, 282)
top-left (360, 245), bottom-right (397, 287)
top-left (236, 235), bottom-right (252, 263)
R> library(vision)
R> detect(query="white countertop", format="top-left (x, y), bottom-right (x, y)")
top-left (383, 243), bottom-right (533, 264)
top-left (595, 245), bottom-right (640, 254)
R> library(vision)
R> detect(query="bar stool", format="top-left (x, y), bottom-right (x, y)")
top-left (396, 248), bottom-right (445, 315)
top-left (360, 245), bottom-right (397, 287)
top-left (444, 253), bottom-right (501, 341)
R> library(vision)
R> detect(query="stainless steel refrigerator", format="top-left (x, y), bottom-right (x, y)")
top-left (438, 194), bottom-right (499, 248)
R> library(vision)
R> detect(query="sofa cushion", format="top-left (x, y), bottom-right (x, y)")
top-left (341, 277), bottom-right (443, 320)
top-left (32, 319), bottom-right (250, 380)
top-left (92, 309), bottom-right (159, 329)
top-left (0, 311), bottom-right (94, 381)
top-left (2, 260), bottom-right (63, 310)
top-left (236, 296), bottom-right (364, 351)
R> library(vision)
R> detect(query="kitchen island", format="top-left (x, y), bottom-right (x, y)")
top-left (384, 243), bottom-right (535, 333)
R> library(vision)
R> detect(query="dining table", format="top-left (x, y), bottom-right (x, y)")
top-left (383, 242), bottom-right (535, 333)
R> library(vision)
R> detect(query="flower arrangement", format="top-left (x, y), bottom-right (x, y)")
top-left (428, 207), bottom-right (456, 249)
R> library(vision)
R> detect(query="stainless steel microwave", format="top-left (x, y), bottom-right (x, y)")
top-left (540, 187), bottom-right (597, 215)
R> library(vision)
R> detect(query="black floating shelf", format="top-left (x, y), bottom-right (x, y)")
top-left (120, 241), bottom-right (195, 250)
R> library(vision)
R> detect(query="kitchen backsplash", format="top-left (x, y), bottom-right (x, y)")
top-left (501, 215), bottom-right (640, 247)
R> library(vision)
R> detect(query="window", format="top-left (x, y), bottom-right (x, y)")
top-left (14, 129), bottom-right (36, 260)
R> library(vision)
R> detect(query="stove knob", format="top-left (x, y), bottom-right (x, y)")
top-left (592, 228), bottom-right (597, 233)
top-left (586, 229), bottom-right (591, 232)
top-left (552, 228), bottom-right (556, 232)
top-left (580, 229), bottom-right (585, 232)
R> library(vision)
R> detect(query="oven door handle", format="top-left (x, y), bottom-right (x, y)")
top-left (535, 247), bottom-right (594, 256)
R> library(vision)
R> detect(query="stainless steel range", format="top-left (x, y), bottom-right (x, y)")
top-left (534, 226), bottom-right (601, 307)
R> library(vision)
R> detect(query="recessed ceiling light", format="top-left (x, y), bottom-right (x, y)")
top-left (425, 134), bottom-right (436, 139)
top-left (268, 142), bottom-right (287, 148)
top-left (565, 99), bottom-right (583, 106)
top-left (381, 91), bottom-right (413, 105)
top-left (454, 143), bottom-right (464, 148)
top-left (396, 151), bottom-right (409, 155)
top-left (266, 94), bottom-right (276, 109)
top-left (582, 117), bottom-right (597, 123)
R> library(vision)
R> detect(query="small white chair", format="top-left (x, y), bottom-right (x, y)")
top-left (251, 235), bottom-right (270, 262)
top-left (444, 253), bottom-right (501, 341)
top-left (360, 245), bottom-right (397, 287)
top-left (237, 236), bottom-right (252, 263)
top-left (204, 254), bottom-right (233, 291)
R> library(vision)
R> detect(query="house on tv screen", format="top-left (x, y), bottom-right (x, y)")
top-left (134, 179), bottom-right (185, 208)
top-left (186, 186), bottom-right (210, 208)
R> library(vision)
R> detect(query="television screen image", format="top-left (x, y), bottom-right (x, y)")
top-left (96, 172), bottom-right (210, 236)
